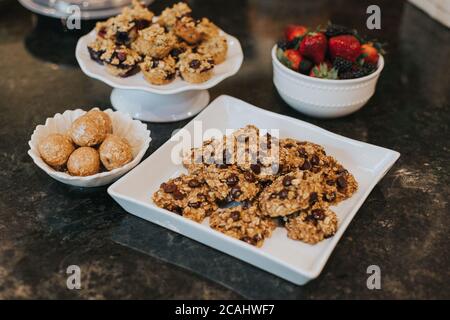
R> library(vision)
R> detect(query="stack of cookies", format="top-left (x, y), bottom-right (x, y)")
top-left (87, 1), bottom-right (228, 84)
top-left (153, 125), bottom-right (358, 247)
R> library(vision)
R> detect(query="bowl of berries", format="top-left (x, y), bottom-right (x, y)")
top-left (272, 23), bottom-right (384, 118)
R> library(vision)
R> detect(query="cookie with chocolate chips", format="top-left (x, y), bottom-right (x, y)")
top-left (201, 165), bottom-right (261, 202)
top-left (152, 174), bottom-right (217, 223)
top-left (319, 157), bottom-right (358, 204)
top-left (285, 204), bottom-right (338, 244)
top-left (209, 204), bottom-right (276, 247)
top-left (258, 170), bottom-right (324, 217)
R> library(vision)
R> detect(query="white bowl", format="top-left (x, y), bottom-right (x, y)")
top-left (272, 45), bottom-right (384, 118)
top-left (28, 108), bottom-right (151, 187)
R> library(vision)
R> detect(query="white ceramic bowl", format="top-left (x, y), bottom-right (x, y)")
top-left (272, 45), bottom-right (384, 118)
top-left (28, 108), bottom-right (151, 187)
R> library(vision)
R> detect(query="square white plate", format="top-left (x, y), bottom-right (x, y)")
top-left (108, 95), bottom-right (400, 285)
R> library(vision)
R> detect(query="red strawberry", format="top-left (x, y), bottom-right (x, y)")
top-left (299, 32), bottom-right (327, 64)
top-left (283, 49), bottom-right (302, 71)
top-left (284, 24), bottom-right (308, 42)
top-left (328, 35), bottom-right (361, 62)
top-left (360, 43), bottom-right (379, 65)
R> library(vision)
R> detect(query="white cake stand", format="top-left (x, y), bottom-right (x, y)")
top-left (75, 29), bottom-right (243, 122)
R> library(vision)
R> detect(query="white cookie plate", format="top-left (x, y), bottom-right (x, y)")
top-left (107, 95), bottom-right (400, 285)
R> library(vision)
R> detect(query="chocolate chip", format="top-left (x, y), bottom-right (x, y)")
top-left (134, 19), bottom-right (150, 30)
top-left (311, 155), bottom-right (320, 166)
top-left (337, 176), bottom-right (348, 190)
top-left (171, 206), bottom-right (182, 215)
top-left (188, 179), bottom-right (200, 188)
top-left (250, 164), bottom-right (261, 174)
top-left (230, 186), bottom-right (242, 199)
top-left (117, 52), bottom-right (127, 62)
top-left (309, 192), bottom-right (318, 205)
top-left (300, 160), bottom-right (311, 170)
top-left (278, 188), bottom-right (289, 199)
top-left (244, 172), bottom-right (256, 182)
top-left (311, 209), bottom-right (325, 220)
top-left (151, 59), bottom-right (160, 68)
top-left (188, 202), bottom-right (201, 208)
top-left (226, 174), bottom-right (239, 186)
top-left (189, 59), bottom-right (201, 69)
top-left (284, 143), bottom-right (294, 149)
top-left (173, 190), bottom-right (185, 200)
top-left (322, 192), bottom-right (336, 202)
top-left (298, 148), bottom-right (307, 158)
top-left (230, 211), bottom-right (240, 221)
top-left (282, 175), bottom-right (292, 187)
top-left (115, 31), bottom-right (130, 45)
top-left (161, 182), bottom-right (176, 193)
top-left (241, 200), bottom-right (251, 209)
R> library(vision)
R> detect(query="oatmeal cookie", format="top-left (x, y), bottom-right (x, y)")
top-left (209, 204), bottom-right (276, 247)
top-left (152, 174), bottom-right (217, 223)
top-left (258, 170), bottom-right (325, 217)
top-left (174, 16), bottom-right (202, 44)
top-left (87, 38), bottom-right (112, 65)
top-left (158, 2), bottom-right (192, 30)
top-left (121, 0), bottom-right (154, 30)
top-left (279, 138), bottom-right (329, 174)
top-left (96, 14), bottom-right (138, 46)
top-left (100, 44), bottom-right (142, 77)
top-left (132, 24), bottom-right (176, 58)
top-left (285, 204), bottom-right (338, 244)
top-left (140, 55), bottom-right (177, 85)
top-left (178, 53), bottom-right (214, 83)
top-left (202, 165), bottom-right (260, 202)
top-left (319, 156), bottom-right (358, 204)
top-left (196, 17), bottom-right (220, 39)
top-left (197, 35), bottom-right (228, 64)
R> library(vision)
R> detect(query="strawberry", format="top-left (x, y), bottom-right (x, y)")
top-left (277, 48), bottom-right (312, 73)
top-left (360, 42), bottom-right (379, 65)
top-left (299, 32), bottom-right (327, 64)
top-left (284, 24), bottom-right (308, 42)
top-left (328, 35), bottom-right (361, 62)
top-left (283, 49), bottom-right (303, 71)
top-left (309, 62), bottom-right (338, 79)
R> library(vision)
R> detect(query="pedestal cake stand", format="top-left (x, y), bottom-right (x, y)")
top-left (75, 29), bottom-right (243, 122)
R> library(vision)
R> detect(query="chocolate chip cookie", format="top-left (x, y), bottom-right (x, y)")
top-left (152, 174), bottom-right (217, 223)
top-left (202, 165), bottom-right (261, 202)
top-left (258, 170), bottom-right (324, 217)
top-left (284, 204), bottom-right (338, 244)
top-left (209, 204), bottom-right (276, 247)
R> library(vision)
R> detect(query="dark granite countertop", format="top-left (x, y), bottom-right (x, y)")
top-left (0, 0), bottom-right (449, 299)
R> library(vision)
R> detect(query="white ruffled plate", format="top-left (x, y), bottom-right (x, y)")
top-left (28, 108), bottom-right (151, 187)
top-left (75, 29), bottom-right (244, 95)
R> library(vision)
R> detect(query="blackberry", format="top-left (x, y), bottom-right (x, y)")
top-left (333, 57), bottom-right (353, 72)
top-left (339, 71), bottom-right (355, 80)
top-left (325, 23), bottom-right (354, 38)
top-left (277, 40), bottom-right (288, 51)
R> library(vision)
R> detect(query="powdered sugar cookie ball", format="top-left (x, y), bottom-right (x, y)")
top-left (99, 134), bottom-right (133, 170)
top-left (38, 133), bottom-right (75, 168)
top-left (86, 109), bottom-right (113, 134)
top-left (69, 114), bottom-right (106, 147)
top-left (67, 147), bottom-right (100, 176)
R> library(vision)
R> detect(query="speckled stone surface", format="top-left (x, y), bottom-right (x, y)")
top-left (0, 0), bottom-right (449, 299)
